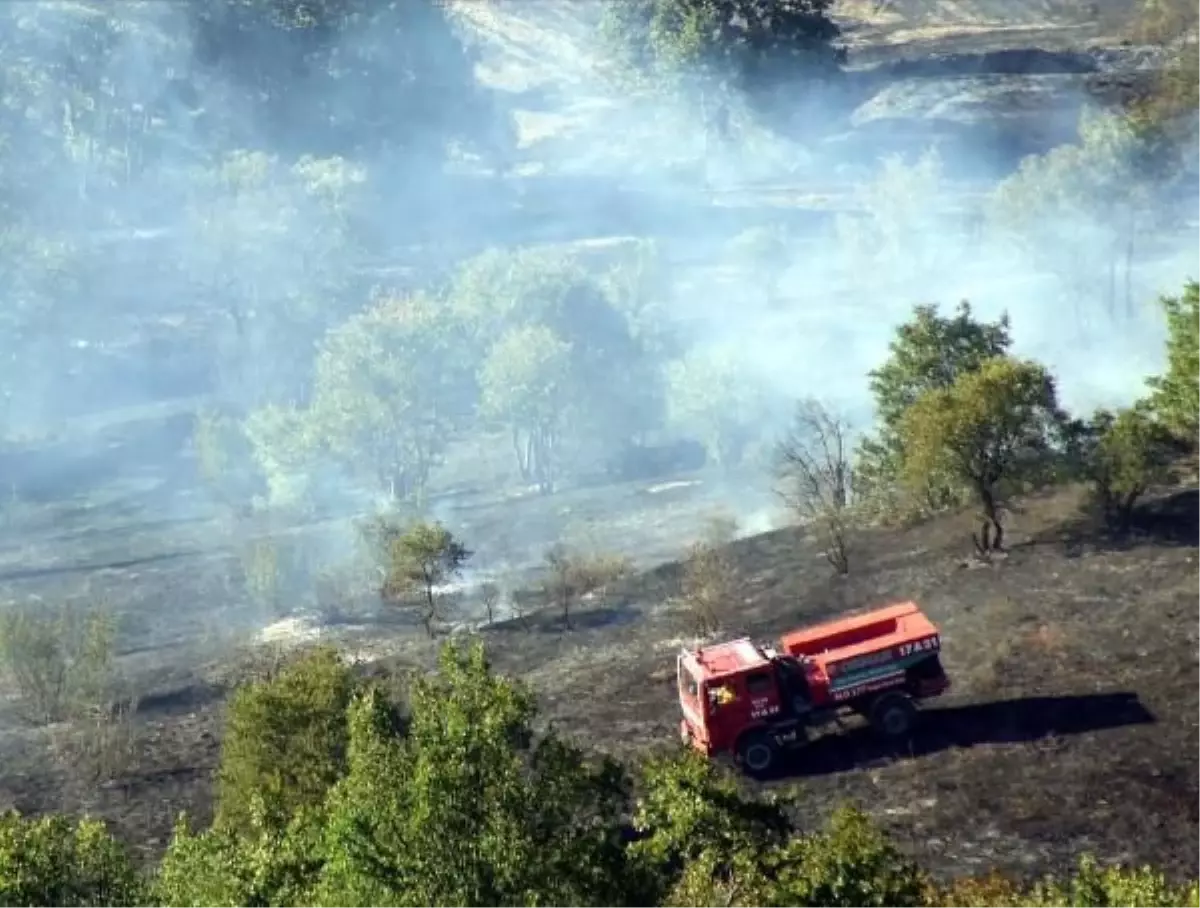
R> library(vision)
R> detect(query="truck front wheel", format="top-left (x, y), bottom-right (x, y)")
top-left (737, 731), bottom-right (777, 778)
top-left (869, 692), bottom-right (917, 738)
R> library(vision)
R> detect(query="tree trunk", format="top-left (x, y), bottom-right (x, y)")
top-left (512, 426), bottom-right (530, 480)
top-left (973, 486), bottom-right (1004, 555)
top-left (1124, 221), bottom-right (1135, 320)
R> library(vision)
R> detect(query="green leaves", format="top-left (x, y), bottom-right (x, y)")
top-left (215, 646), bottom-right (359, 838)
top-left (600, 0), bottom-right (844, 95)
top-left (666, 345), bottom-right (770, 467)
top-left (363, 518), bottom-right (471, 636)
top-left (1145, 280), bottom-right (1199, 444)
top-left (854, 301), bottom-right (1012, 521)
top-left (0, 812), bottom-right (144, 907)
top-left (899, 356), bottom-right (1062, 552)
top-left (1082, 406), bottom-right (1176, 531)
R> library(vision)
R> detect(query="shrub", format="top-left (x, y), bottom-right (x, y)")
top-left (673, 515), bottom-right (739, 634)
top-left (542, 545), bottom-right (633, 629)
top-left (214, 645), bottom-right (359, 837)
top-left (0, 601), bottom-right (117, 724)
top-left (0, 812), bottom-right (144, 907)
top-left (1083, 407), bottom-right (1175, 532)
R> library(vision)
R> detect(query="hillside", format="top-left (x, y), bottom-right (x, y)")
top-left (1, 476), bottom-right (1195, 884)
top-left (0, 0), bottom-right (1194, 899)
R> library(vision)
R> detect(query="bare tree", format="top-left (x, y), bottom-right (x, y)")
top-left (775, 398), bottom-right (857, 575)
top-left (478, 581), bottom-right (502, 625)
top-left (674, 514), bottom-right (740, 635)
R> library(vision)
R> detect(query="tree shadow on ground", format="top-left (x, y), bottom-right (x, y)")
top-left (775, 691), bottom-right (1155, 780)
top-left (1037, 487), bottom-right (1198, 557)
top-left (488, 600), bottom-right (644, 635)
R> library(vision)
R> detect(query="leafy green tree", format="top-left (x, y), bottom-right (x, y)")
top-left (899, 356), bottom-right (1062, 554)
top-left (312, 642), bottom-right (634, 906)
top-left (1145, 280), bottom-right (1199, 445)
top-left (1082, 407), bottom-right (1176, 532)
top-left (835, 149), bottom-right (950, 292)
top-left (309, 292), bottom-right (473, 503)
top-left (666, 346), bottom-right (770, 468)
top-left (183, 150), bottom-right (361, 409)
top-left (480, 325), bottom-right (574, 493)
top-left (451, 247), bottom-right (662, 475)
top-left (856, 301), bottom-right (1012, 519)
top-left (243, 402), bottom-right (321, 511)
top-left (769, 806), bottom-right (926, 907)
top-left (156, 804), bottom-right (325, 908)
top-left (185, 0), bottom-right (511, 163)
top-left (599, 0), bottom-right (844, 96)
top-left (630, 749), bottom-right (791, 906)
top-left (215, 646), bottom-right (359, 838)
top-left (366, 519), bottom-right (471, 637)
top-left (990, 110), bottom-right (1156, 326)
top-left (0, 812), bottom-right (145, 907)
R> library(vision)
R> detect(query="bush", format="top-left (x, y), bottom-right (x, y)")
top-left (0, 812), bottom-right (144, 907)
top-left (1083, 407), bottom-right (1175, 532)
top-left (214, 645), bottom-right (360, 837)
top-left (542, 545), bottom-right (633, 629)
top-left (1145, 280), bottom-right (1199, 446)
top-left (0, 601), bottom-right (117, 724)
top-left (673, 516), bottom-right (739, 634)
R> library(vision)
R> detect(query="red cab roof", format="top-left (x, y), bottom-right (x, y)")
top-left (687, 637), bottom-right (770, 679)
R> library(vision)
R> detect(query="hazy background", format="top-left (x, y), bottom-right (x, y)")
top-left (0, 0), bottom-right (1194, 650)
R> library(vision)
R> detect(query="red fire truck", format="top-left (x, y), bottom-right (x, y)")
top-left (677, 601), bottom-right (950, 776)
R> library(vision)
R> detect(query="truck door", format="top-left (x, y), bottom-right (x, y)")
top-left (744, 669), bottom-right (784, 722)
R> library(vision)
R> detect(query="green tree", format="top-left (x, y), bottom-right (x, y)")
top-left (666, 346), bottom-right (770, 468)
top-left (185, 0), bottom-right (511, 164)
top-left (0, 812), bottom-right (145, 907)
top-left (215, 646), bottom-right (359, 837)
top-left (990, 110), bottom-right (1156, 326)
top-left (364, 518), bottom-right (471, 637)
top-left (1082, 407), bottom-right (1175, 532)
top-left (451, 247), bottom-right (662, 475)
top-left (599, 0), bottom-right (844, 95)
top-left (156, 804), bottom-right (325, 908)
top-left (899, 357), bottom-right (1062, 554)
top-left (835, 149), bottom-right (950, 292)
top-left (480, 324), bottom-right (574, 493)
top-left (1145, 280), bottom-right (1199, 445)
top-left (243, 403), bottom-right (321, 511)
top-left (312, 642), bottom-right (634, 906)
top-left (630, 749), bottom-right (791, 906)
top-left (856, 301), bottom-right (1012, 519)
top-left (769, 806), bottom-right (926, 907)
top-left (309, 292), bottom-right (473, 503)
top-left (183, 150), bottom-right (361, 409)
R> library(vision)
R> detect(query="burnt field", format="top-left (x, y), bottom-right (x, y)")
top-left (0, 468), bottom-right (1194, 884)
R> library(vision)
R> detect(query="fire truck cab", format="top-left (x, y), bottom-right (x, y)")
top-left (677, 601), bottom-right (950, 777)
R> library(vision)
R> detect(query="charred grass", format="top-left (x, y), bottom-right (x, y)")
top-left (0, 479), bottom-right (1195, 882)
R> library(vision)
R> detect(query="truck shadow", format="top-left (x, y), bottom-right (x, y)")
top-left (778, 692), bottom-right (1155, 779)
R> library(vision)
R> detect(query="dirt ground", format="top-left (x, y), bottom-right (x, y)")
top-left (0, 475), bottom-right (1194, 884)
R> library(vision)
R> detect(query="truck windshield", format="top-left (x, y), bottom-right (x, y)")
top-left (678, 659), bottom-right (700, 703)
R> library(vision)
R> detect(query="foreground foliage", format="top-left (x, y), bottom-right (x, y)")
top-left (0, 641), bottom-right (1194, 907)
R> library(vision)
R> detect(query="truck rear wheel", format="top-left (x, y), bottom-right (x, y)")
top-left (737, 732), bottom-right (777, 778)
top-left (869, 692), bottom-right (916, 738)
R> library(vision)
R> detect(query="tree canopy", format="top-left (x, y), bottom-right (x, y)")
top-left (599, 0), bottom-right (844, 96)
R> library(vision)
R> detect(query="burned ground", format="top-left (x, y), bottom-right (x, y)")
top-left (0, 476), bottom-right (1194, 883)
